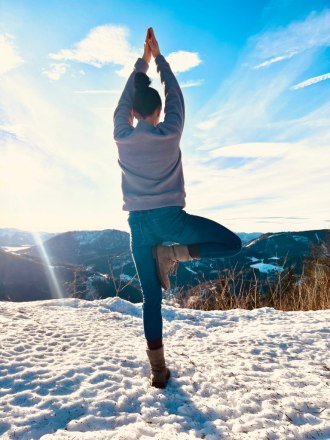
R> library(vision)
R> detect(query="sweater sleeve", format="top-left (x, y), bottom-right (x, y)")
top-left (113, 57), bottom-right (149, 140)
top-left (155, 54), bottom-right (185, 135)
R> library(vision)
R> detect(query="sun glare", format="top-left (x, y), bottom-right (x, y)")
top-left (0, 152), bottom-right (65, 298)
top-left (31, 231), bottom-right (64, 299)
top-left (1, 149), bottom-right (46, 194)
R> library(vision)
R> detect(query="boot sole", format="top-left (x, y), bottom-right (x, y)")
top-left (151, 368), bottom-right (171, 389)
top-left (152, 246), bottom-right (170, 290)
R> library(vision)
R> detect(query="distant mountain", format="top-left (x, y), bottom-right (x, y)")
top-left (0, 249), bottom-right (75, 301)
top-left (236, 232), bottom-right (262, 244)
top-left (0, 228), bottom-right (57, 247)
top-left (170, 229), bottom-right (330, 288)
top-left (0, 248), bottom-right (141, 303)
top-left (6, 227), bottom-right (329, 301)
top-left (240, 229), bottom-right (330, 273)
top-left (20, 229), bottom-right (132, 276)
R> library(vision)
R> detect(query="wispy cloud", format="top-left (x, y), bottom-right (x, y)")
top-left (49, 25), bottom-right (134, 67)
top-left (0, 33), bottom-right (24, 75)
top-left (47, 24), bottom-right (201, 79)
top-left (73, 89), bottom-right (121, 94)
top-left (291, 72), bottom-right (330, 90)
top-left (250, 9), bottom-right (330, 69)
top-left (0, 45), bottom-right (127, 232)
top-left (2, 10), bottom-right (328, 233)
top-left (0, 69), bottom-right (117, 193)
top-left (179, 79), bottom-right (204, 88)
top-left (42, 62), bottom-right (68, 80)
top-left (195, 61), bottom-right (300, 141)
top-left (184, 8), bottom-right (330, 232)
top-left (184, 137), bottom-right (330, 232)
top-left (206, 142), bottom-right (292, 158)
top-left (253, 50), bottom-right (298, 69)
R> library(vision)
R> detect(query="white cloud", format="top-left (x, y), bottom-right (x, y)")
top-left (49, 25), bottom-right (134, 67)
top-left (73, 89), bottom-right (121, 94)
top-left (0, 33), bottom-right (24, 75)
top-left (194, 10), bottom-right (329, 144)
top-left (179, 79), bottom-right (204, 88)
top-left (48, 24), bottom-right (201, 79)
top-left (182, 9), bottom-right (330, 232)
top-left (250, 9), bottom-right (330, 68)
top-left (195, 60), bottom-right (299, 141)
top-left (166, 51), bottom-right (201, 73)
top-left (42, 62), bottom-right (68, 80)
top-left (183, 138), bottom-right (330, 233)
top-left (0, 26), bottom-right (201, 232)
top-left (206, 142), bottom-right (292, 158)
top-left (291, 72), bottom-right (330, 90)
top-left (253, 50), bottom-right (298, 69)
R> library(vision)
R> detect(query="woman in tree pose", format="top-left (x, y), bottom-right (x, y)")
top-left (113, 27), bottom-right (241, 389)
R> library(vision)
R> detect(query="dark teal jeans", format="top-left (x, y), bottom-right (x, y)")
top-left (127, 206), bottom-right (242, 343)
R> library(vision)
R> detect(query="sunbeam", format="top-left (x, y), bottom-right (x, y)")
top-left (30, 231), bottom-right (64, 299)
top-left (1, 169), bottom-right (65, 299)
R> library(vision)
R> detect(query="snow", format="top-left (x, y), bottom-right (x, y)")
top-left (72, 230), bottom-right (123, 247)
top-left (248, 257), bottom-right (259, 262)
top-left (250, 262), bottom-right (284, 273)
top-left (74, 230), bottom-right (105, 245)
top-left (119, 274), bottom-right (132, 282)
top-left (87, 274), bottom-right (108, 283)
top-left (292, 236), bottom-right (309, 244)
top-left (0, 298), bottom-right (329, 440)
top-left (245, 239), bottom-right (259, 248)
top-left (1, 245), bottom-right (31, 253)
top-left (185, 266), bottom-right (198, 275)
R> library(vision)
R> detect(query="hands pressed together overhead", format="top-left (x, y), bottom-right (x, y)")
top-left (142, 27), bottom-right (160, 64)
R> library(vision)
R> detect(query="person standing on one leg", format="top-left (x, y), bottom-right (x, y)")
top-left (113, 28), bottom-right (242, 389)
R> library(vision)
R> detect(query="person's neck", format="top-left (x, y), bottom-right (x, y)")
top-left (142, 115), bottom-right (156, 126)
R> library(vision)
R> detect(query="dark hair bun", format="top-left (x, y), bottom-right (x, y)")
top-left (135, 72), bottom-right (151, 91)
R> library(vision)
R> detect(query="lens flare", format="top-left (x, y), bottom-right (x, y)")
top-left (31, 231), bottom-right (64, 299)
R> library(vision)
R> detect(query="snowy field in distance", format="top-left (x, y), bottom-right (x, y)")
top-left (0, 297), bottom-right (329, 440)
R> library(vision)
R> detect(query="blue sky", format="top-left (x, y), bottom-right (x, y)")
top-left (0, 0), bottom-right (330, 233)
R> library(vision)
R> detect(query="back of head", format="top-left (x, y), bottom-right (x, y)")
top-left (133, 72), bottom-right (162, 118)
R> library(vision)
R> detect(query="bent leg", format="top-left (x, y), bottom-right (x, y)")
top-left (130, 244), bottom-right (163, 343)
top-left (175, 211), bottom-right (242, 259)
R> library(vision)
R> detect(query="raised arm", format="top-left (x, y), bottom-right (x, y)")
top-left (113, 59), bottom-right (148, 139)
top-left (147, 27), bottom-right (185, 135)
top-left (156, 54), bottom-right (185, 134)
top-left (113, 30), bottom-right (151, 140)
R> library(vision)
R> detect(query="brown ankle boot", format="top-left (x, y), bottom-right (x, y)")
top-left (152, 244), bottom-right (193, 290)
top-left (146, 345), bottom-right (171, 389)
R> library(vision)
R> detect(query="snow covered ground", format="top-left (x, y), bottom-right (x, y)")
top-left (249, 262), bottom-right (284, 273)
top-left (0, 298), bottom-right (329, 440)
